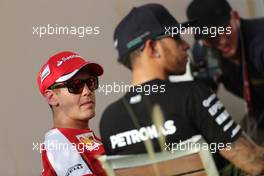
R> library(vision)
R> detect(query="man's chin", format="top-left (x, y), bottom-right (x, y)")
top-left (221, 48), bottom-right (236, 58)
top-left (178, 70), bottom-right (186, 75)
top-left (81, 111), bottom-right (95, 120)
top-left (170, 69), bottom-right (186, 75)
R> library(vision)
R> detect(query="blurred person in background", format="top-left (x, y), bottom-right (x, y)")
top-left (187, 0), bottom-right (264, 146)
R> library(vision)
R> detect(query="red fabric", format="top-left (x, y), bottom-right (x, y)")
top-left (41, 128), bottom-right (106, 176)
top-left (41, 147), bottom-right (57, 176)
top-left (58, 128), bottom-right (106, 176)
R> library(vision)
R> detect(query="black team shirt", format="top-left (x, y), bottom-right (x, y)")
top-left (100, 79), bottom-right (242, 169)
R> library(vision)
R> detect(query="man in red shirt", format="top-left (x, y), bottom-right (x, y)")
top-left (37, 51), bottom-right (106, 176)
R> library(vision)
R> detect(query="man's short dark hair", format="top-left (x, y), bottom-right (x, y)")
top-left (118, 48), bottom-right (142, 70)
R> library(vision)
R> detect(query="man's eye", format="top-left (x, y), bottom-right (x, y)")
top-left (70, 80), bottom-right (81, 85)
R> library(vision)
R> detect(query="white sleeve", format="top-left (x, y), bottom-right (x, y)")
top-left (44, 129), bottom-right (93, 176)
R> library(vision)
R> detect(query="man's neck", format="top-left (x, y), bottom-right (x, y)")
top-left (229, 34), bottom-right (242, 65)
top-left (53, 122), bottom-right (89, 130)
top-left (53, 112), bottom-right (89, 130)
top-left (131, 68), bottom-right (167, 85)
top-left (229, 50), bottom-right (241, 65)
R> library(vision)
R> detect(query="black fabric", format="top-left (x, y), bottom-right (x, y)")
top-left (220, 18), bottom-right (264, 121)
top-left (100, 79), bottom-right (242, 169)
top-left (186, 0), bottom-right (232, 39)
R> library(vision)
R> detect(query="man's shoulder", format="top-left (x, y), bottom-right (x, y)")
top-left (102, 80), bottom-right (210, 112)
top-left (140, 79), bottom-right (207, 93)
top-left (44, 128), bottom-right (61, 140)
top-left (166, 80), bottom-right (210, 94)
top-left (42, 128), bottom-right (95, 175)
top-left (242, 18), bottom-right (264, 25)
top-left (242, 18), bottom-right (264, 40)
top-left (102, 97), bottom-right (123, 115)
top-left (166, 79), bottom-right (203, 87)
top-left (241, 18), bottom-right (264, 74)
top-left (242, 18), bottom-right (264, 31)
top-left (43, 128), bottom-right (68, 144)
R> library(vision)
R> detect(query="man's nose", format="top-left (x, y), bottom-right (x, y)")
top-left (217, 35), bottom-right (228, 46)
top-left (82, 84), bottom-right (92, 95)
top-left (182, 39), bottom-right (190, 50)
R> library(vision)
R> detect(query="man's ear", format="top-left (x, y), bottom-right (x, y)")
top-left (231, 11), bottom-right (240, 27)
top-left (44, 89), bottom-right (59, 107)
top-left (143, 40), bottom-right (160, 59)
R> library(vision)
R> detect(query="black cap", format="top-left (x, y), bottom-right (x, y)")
top-left (187, 0), bottom-right (232, 39)
top-left (114, 3), bottom-right (192, 60)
